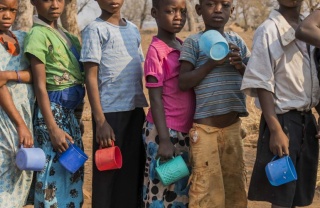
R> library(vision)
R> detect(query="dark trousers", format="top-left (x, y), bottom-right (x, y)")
top-left (248, 110), bottom-right (319, 207)
top-left (92, 108), bottom-right (146, 208)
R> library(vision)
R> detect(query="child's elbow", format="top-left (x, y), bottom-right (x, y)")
top-left (178, 78), bottom-right (189, 91)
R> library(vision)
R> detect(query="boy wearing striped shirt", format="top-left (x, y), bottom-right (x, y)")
top-left (179, 0), bottom-right (250, 207)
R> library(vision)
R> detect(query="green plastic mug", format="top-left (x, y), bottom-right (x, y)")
top-left (155, 155), bottom-right (189, 186)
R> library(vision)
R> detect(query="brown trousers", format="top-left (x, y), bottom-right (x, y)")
top-left (188, 120), bottom-right (247, 208)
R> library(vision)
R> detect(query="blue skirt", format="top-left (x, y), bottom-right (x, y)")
top-left (32, 102), bottom-right (84, 208)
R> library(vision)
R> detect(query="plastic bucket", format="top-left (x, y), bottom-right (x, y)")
top-left (265, 155), bottom-right (297, 186)
top-left (15, 145), bottom-right (46, 171)
top-left (199, 30), bottom-right (229, 60)
top-left (58, 143), bottom-right (88, 174)
top-left (155, 155), bottom-right (189, 186)
top-left (95, 141), bottom-right (122, 171)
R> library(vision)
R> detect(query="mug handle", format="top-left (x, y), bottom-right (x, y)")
top-left (19, 144), bottom-right (35, 149)
top-left (98, 140), bottom-right (115, 149)
top-left (271, 155), bottom-right (278, 162)
top-left (156, 156), bottom-right (174, 167)
top-left (271, 154), bottom-right (288, 162)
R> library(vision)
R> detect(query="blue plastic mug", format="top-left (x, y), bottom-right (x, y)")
top-left (155, 155), bottom-right (189, 186)
top-left (199, 30), bottom-right (229, 60)
top-left (15, 145), bottom-right (46, 171)
top-left (58, 143), bottom-right (88, 174)
top-left (265, 155), bottom-right (297, 186)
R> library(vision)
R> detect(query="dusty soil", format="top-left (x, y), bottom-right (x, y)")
top-left (79, 26), bottom-right (320, 207)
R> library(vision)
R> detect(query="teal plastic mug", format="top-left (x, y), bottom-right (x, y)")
top-left (265, 155), bottom-right (297, 186)
top-left (199, 30), bottom-right (229, 60)
top-left (155, 155), bottom-right (189, 186)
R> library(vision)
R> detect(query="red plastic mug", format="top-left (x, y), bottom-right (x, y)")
top-left (95, 141), bottom-right (122, 171)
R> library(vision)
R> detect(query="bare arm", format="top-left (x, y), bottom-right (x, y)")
top-left (314, 103), bottom-right (320, 139)
top-left (29, 55), bottom-right (73, 153)
top-left (147, 76), bottom-right (174, 160)
top-left (257, 88), bottom-right (289, 157)
top-left (0, 69), bottom-right (32, 87)
top-left (296, 10), bottom-right (320, 48)
top-left (0, 85), bottom-right (33, 147)
top-left (179, 59), bottom-right (220, 91)
top-left (84, 62), bottom-right (115, 148)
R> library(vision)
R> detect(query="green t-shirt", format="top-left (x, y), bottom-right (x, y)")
top-left (24, 23), bottom-right (84, 91)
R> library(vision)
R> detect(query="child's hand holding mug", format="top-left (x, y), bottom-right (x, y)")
top-left (95, 118), bottom-right (115, 148)
top-left (229, 43), bottom-right (246, 75)
top-left (49, 127), bottom-right (74, 153)
top-left (157, 138), bottom-right (175, 161)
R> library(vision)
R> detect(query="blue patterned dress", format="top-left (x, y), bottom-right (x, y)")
top-left (0, 31), bottom-right (35, 207)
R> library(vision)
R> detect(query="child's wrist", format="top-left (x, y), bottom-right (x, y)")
top-left (15, 70), bottom-right (21, 83)
top-left (159, 135), bottom-right (171, 142)
top-left (14, 119), bottom-right (26, 128)
top-left (94, 115), bottom-right (106, 125)
top-left (47, 124), bottom-right (60, 134)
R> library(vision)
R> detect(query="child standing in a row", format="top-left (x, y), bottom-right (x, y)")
top-left (24, 0), bottom-right (85, 206)
top-left (242, 0), bottom-right (320, 207)
top-left (80, 0), bottom-right (148, 207)
top-left (142, 0), bottom-right (195, 207)
top-left (0, 0), bottom-right (35, 206)
top-left (179, 0), bottom-right (250, 207)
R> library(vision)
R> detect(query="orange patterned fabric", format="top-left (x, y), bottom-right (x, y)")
top-left (0, 31), bottom-right (19, 56)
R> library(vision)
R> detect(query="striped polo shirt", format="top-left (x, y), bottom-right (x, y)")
top-left (80, 18), bottom-right (148, 113)
top-left (180, 31), bottom-right (251, 119)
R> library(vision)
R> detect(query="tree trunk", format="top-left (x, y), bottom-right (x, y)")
top-left (12, 0), bottom-right (33, 31)
top-left (60, 0), bottom-right (80, 38)
top-left (186, 0), bottom-right (196, 32)
top-left (139, 0), bottom-right (148, 29)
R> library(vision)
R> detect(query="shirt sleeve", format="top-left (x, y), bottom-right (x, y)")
top-left (144, 45), bottom-right (163, 88)
top-left (80, 27), bottom-right (102, 64)
top-left (241, 26), bottom-right (276, 97)
top-left (179, 36), bottom-right (198, 66)
top-left (24, 28), bottom-right (48, 64)
top-left (138, 44), bottom-right (145, 62)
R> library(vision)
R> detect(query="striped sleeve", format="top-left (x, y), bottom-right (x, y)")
top-left (179, 36), bottom-right (198, 66)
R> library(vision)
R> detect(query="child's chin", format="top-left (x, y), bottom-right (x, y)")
top-left (172, 28), bottom-right (183, 33)
top-left (0, 25), bottom-right (12, 30)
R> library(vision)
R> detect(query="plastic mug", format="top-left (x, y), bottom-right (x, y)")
top-left (58, 143), bottom-right (88, 174)
top-left (199, 30), bottom-right (229, 60)
top-left (265, 155), bottom-right (297, 186)
top-left (15, 145), bottom-right (46, 171)
top-left (155, 155), bottom-right (190, 186)
top-left (95, 141), bottom-right (122, 171)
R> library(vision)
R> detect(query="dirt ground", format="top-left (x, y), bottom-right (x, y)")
top-left (79, 26), bottom-right (320, 207)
